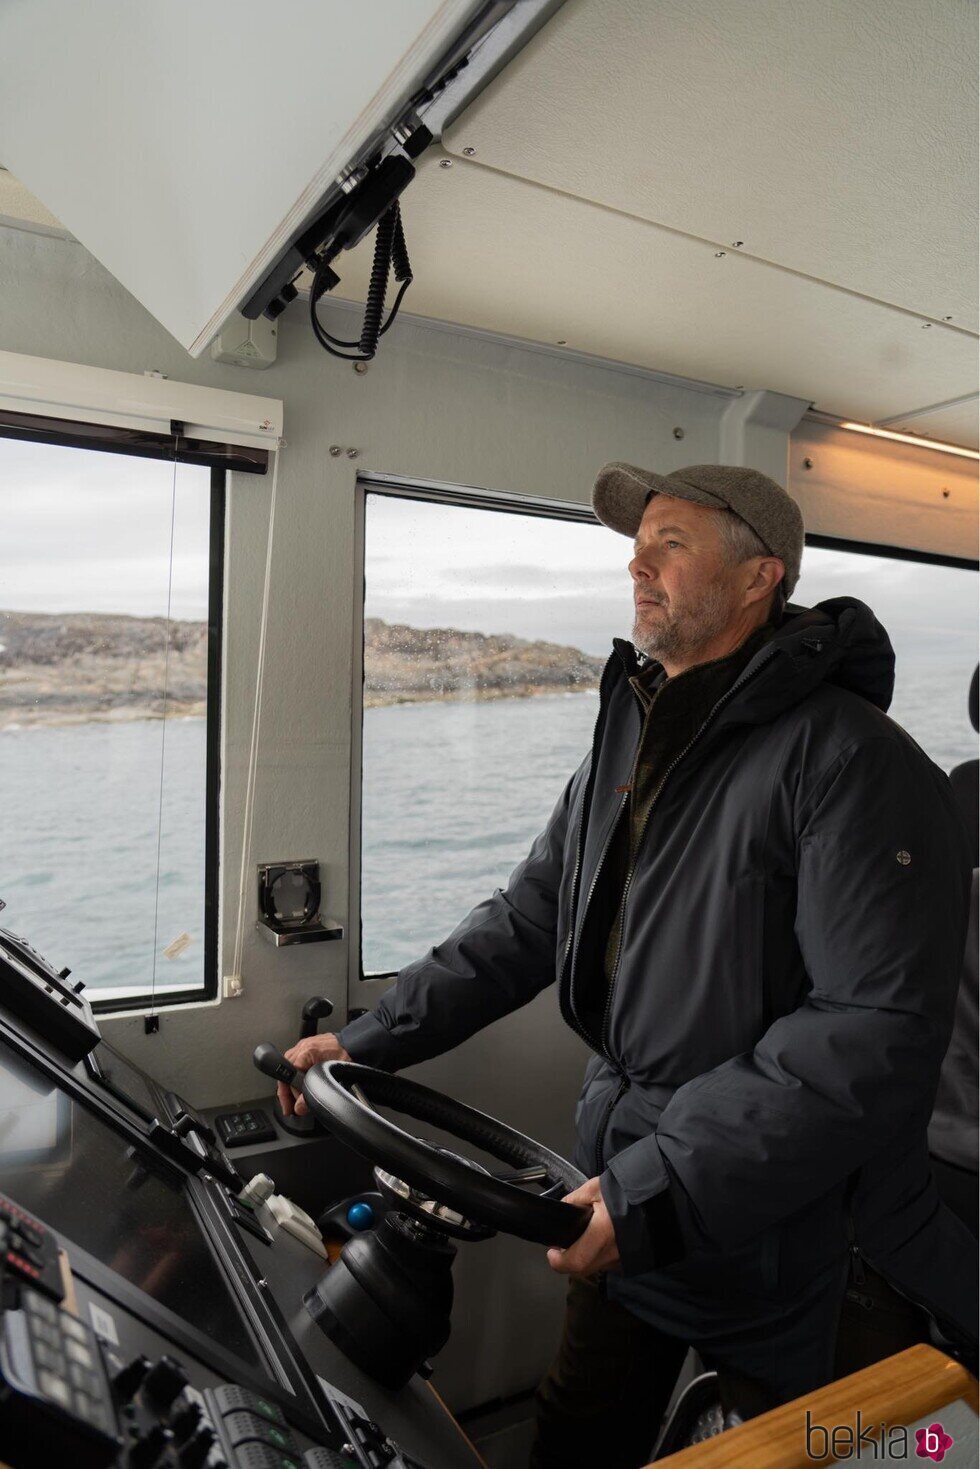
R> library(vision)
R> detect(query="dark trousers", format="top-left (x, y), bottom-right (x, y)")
top-left (529, 1266), bottom-right (933, 1469)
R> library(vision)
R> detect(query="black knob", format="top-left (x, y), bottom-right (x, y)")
top-left (300, 995), bottom-right (334, 1038)
top-left (179, 1426), bottom-right (216, 1468)
top-left (112, 1353), bottom-right (150, 1402)
top-left (169, 1397), bottom-right (203, 1443)
top-left (142, 1355), bottom-right (189, 1410)
top-left (253, 1043), bottom-right (299, 1086)
top-left (130, 1425), bottom-right (173, 1469)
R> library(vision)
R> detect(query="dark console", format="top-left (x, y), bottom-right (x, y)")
top-left (0, 927), bottom-right (480, 1469)
top-left (0, 921), bottom-right (100, 1062)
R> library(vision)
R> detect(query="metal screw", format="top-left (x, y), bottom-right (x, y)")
top-left (347, 448), bottom-right (359, 459)
top-left (556, 339), bottom-right (567, 346)
top-left (731, 240), bottom-right (744, 248)
top-left (673, 427), bottom-right (685, 440)
top-left (352, 361), bottom-right (369, 375)
top-left (714, 250), bottom-right (726, 258)
top-left (462, 146), bottom-right (476, 156)
top-left (803, 457), bottom-right (814, 469)
top-left (257, 1279), bottom-right (268, 1289)
top-left (921, 322), bottom-right (932, 329)
top-left (943, 315), bottom-right (953, 321)
top-left (439, 158), bottom-right (453, 169)
top-left (329, 445), bottom-right (342, 457)
top-left (896, 850), bottom-right (911, 866)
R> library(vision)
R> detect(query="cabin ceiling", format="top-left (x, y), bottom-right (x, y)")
top-left (0, 0), bottom-right (976, 447)
top-left (330, 0), bottom-right (978, 445)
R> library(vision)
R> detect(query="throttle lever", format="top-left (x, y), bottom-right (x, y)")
top-left (253, 1042), bottom-right (319, 1137)
top-left (253, 1042), bottom-right (301, 1087)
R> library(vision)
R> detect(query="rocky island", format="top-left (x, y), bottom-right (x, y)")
top-left (363, 618), bottom-right (603, 707)
top-left (0, 611), bottom-right (603, 727)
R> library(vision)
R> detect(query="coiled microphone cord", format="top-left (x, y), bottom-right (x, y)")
top-left (310, 201), bottom-right (413, 363)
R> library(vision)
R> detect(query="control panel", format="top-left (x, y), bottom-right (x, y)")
top-left (0, 1194), bottom-right (65, 1302)
top-left (0, 1284), bottom-right (345, 1469)
top-left (0, 931), bottom-right (483, 1469)
top-left (0, 1183), bottom-right (450, 1469)
top-left (216, 1112), bottom-right (277, 1149)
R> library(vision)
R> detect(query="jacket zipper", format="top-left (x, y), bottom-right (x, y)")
top-left (594, 1074), bottom-right (631, 1175)
top-left (589, 648), bottom-right (781, 1170)
top-left (844, 1222), bottom-right (967, 1350)
top-left (599, 648), bottom-right (780, 1056)
top-left (564, 793), bottom-right (629, 1045)
top-left (558, 658), bottom-right (630, 1053)
top-left (844, 1204), bottom-right (868, 1295)
top-left (560, 671), bottom-right (658, 1049)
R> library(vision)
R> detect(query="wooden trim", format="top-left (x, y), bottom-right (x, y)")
top-left (652, 1346), bottom-right (978, 1467)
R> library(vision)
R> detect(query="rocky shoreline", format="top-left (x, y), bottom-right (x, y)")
top-left (0, 611), bottom-right (603, 728)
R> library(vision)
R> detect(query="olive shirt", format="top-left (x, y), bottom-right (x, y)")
top-left (575, 619), bottom-right (778, 1046)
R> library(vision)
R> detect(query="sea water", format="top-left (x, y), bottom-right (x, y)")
top-left (0, 670), bottom-right (975, 991)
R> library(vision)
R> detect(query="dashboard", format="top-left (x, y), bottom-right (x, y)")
top-left (0, 926), bottom-right (483, 1469)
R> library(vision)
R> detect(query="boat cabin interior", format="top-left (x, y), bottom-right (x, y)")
top-left (0, 3), bottom-right (976, 1466)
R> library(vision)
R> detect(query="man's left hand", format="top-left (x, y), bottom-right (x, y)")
top-left (546, 1176), bottom-right (620, 1276)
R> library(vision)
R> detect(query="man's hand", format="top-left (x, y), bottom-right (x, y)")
top-left (276, 1033), bottom-right (351, 1117)
top-left (546, 1176), bottom-right (621, 1277)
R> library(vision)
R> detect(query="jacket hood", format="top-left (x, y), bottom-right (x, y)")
top-left (613, 596), bottom-right (896, 728)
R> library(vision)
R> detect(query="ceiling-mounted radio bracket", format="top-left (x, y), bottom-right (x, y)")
top-left (240, 1), bottom-right (564, 328)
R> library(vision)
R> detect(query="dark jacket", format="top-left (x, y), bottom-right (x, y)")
top-left (928, 870), bottom-right (979, 1173)
top-left (339, 597), bottom-right (976, 1396)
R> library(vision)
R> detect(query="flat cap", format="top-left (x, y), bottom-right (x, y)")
top-left (593, 462), bottom-right (804, 597)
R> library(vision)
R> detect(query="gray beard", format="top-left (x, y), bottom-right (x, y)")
top-left (632, 580), bottom-right (738, 665)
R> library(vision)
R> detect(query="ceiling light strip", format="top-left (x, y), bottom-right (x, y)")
top-left (836, 420), bottom-right (979, 461)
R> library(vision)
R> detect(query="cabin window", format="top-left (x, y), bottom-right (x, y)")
top-left (0, 436), bottom-right (223, 1011)
top-left (358, 486), bottom-right (629, 977)
top-left (795, 541), bottom-right (977, 772)
top-left (357, 489), bottom-right (977, 979)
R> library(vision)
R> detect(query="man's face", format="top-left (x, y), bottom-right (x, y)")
top-left (629, 494), bottom-right (748, 663)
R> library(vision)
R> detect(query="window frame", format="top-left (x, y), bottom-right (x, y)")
top-left (351, 475), bottom-right (978, 994)
top-left (0, 419), bottom-right (232, 1013)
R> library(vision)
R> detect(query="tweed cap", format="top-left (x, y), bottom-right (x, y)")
top-left (593, 462), bottom-right (805, 597)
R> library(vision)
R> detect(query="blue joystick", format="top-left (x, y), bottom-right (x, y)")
top-left (346, 1201), bottom-right (375, 1232)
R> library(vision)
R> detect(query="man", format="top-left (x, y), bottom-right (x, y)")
top-left (278, 464), bottom-right (976, 1467)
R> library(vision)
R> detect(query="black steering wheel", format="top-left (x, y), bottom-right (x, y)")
top-left (302, 1060), bottom-right (590, 1249)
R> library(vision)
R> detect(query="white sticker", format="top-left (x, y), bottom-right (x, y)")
top-left (163, 932), bottom-right (193, 960)
top-left (87, 1302), bottom-right (119, 1345)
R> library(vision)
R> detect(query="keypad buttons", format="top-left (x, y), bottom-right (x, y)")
top-left (37, 1367), bottom-right (72, 1410)
top-left (65, 1337), bottom-right (95, 1370)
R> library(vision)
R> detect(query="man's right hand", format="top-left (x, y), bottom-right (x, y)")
top-left (277, 1033), bottom-right (351, 1117)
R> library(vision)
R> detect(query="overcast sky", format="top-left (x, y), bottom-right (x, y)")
top-left (363, 492), bottom-right (977, 667)
top-left (1, 437), bottom-right (975, 680)
top-left (0, 439), bottom-right (211, 620)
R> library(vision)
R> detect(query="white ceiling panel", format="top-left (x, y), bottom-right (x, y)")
top-left (881, 397), bottom-right (979, 451)
top-left (0, 0), bottom-right (484, 355)
top-left (442, 0), bottom-right (978, 328)
top-left (329, 154), bottom-right (977, 425)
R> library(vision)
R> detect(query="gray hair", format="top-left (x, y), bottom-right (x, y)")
top-left (712, 507), bottom-right (786, 619)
